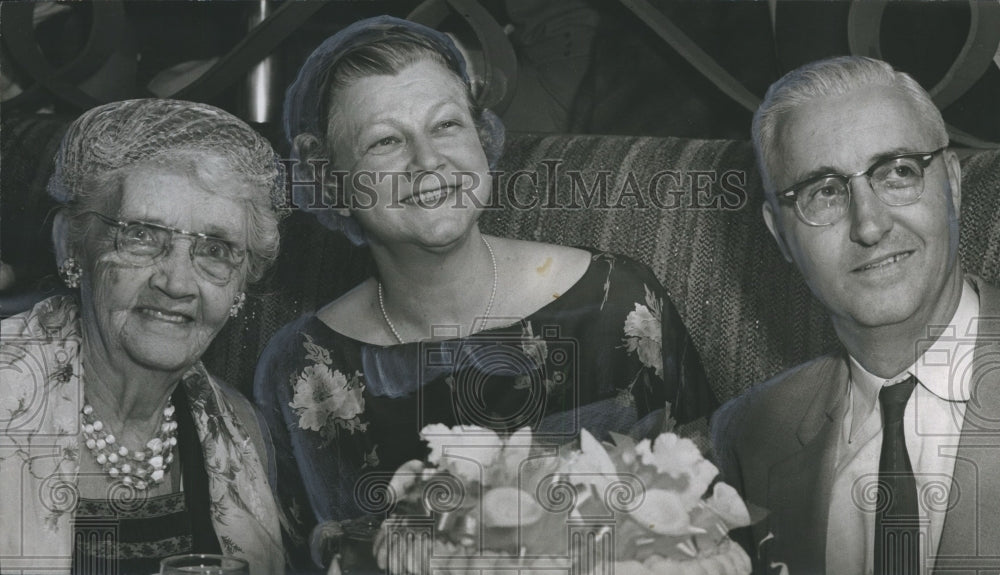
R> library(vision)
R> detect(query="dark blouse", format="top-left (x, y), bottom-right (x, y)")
top-left (71, 387), bottom-right (220, 575)
top-left (253, 250), bottom-right (716, 569)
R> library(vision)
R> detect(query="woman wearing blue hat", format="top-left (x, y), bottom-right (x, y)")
top-left (254, 15), bottom-right (717, 570)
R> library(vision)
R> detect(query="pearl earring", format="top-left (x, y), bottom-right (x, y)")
top-left (229, 292), bottom-right (246, 317)
top-left (59, 258), bottom-right (82, 288)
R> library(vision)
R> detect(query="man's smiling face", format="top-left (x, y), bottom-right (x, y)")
top-left (762, 85), bottom-right (963, 333)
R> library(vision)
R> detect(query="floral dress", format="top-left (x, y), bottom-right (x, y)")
top-left (252, 250), bottom-right (716, 569)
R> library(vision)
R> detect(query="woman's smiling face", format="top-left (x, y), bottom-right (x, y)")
top-left (76, 157), bottom-right (249, 376)
top-left (327, 58), bottom-right (491, 249)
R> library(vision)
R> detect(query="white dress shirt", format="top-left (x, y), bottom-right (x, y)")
top-left (826, 280), bottom-right (978, 575)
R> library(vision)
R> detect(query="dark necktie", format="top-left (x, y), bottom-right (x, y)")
top-left (874, 375), bottom-right (920, 575)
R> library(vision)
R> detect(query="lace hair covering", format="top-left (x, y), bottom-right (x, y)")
top-left (47, 98), bottom-right (287, 283)
top-left (282, 15), bottom-right (506, 244)
top-left (48, 98), bottom-right (287, 215)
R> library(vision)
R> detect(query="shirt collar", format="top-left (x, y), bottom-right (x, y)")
top-left (847, 279), bottom-right (979, 439)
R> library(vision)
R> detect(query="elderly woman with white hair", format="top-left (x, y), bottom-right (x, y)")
top-left (0, 99), bottom-right (285, 574)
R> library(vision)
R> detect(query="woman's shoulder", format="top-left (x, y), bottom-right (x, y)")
top-left (0, 297), bottom-right (82, 431)
top-left (262, 283), bottom-right (381, 349)
top-left (262, 311), bottom-right (321, 347)
top-left (255, 287), bottom-right (381, 378)
top-left (492, 238), bottom-right (591, 314)
top-left (586, 249), bottom-right (661, 283)
top-left (498, 238), bottom-right (591, 270)
top-left (498, 239), bottom-right (658, 284)
top-left (1, 294), bottom-right (80, 340)
top-left (253, 306), bottom-right (364, 404)
top-left (491, 239), bottom-right (666, 319)
top-left (209, 373), bottom-right (272, 466)
top-left (584, 250), bottom-right (677, 317)
top-left (314, 279), bottom-right (386, 343)
top-left (256, 310), bottom-right (335, 374)
top-left (1, 296), bottom-right (81, 386)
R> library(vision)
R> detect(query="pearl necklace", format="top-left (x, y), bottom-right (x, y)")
top-left (378, 236), bottom-right (497, 345)
top-left (80, 400), bottom-right (178, 491)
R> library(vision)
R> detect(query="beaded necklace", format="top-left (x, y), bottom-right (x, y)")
top-left (80, 399), bottom-right (178, 491)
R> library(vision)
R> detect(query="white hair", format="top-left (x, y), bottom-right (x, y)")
top-left (752, 56), bottom-right (947, 198)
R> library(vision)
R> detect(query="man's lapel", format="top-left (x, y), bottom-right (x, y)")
top-left (762, 357), bottom-right (850, 574)
top-left (935, 277), bottom-right (1000, 574)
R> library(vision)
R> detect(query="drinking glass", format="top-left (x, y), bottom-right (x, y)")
top-left (159, 554), bottom-right (249, 575)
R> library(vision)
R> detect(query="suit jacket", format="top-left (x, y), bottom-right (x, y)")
top-left (711, 276), bottom-right (1000, 575)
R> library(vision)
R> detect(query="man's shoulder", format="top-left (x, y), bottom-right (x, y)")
top-left (722, 353), bottom-right (845, 411)
top-left (713, 354), bottom-right (846, 445)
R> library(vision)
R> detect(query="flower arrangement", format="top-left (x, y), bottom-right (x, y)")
top-left (375, 419), bottom-right (752, 575)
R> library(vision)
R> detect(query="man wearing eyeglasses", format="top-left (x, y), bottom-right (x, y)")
top-left (712, 55), bottom-right (1000, 575)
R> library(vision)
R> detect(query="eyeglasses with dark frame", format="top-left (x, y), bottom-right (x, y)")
top-left (82, 211), bottom-right (246, 285)
top-left (777, 146), bottom-right (949, 226)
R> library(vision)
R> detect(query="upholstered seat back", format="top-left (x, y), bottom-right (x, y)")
top-left (204, 133), bottom-right (1000, 403)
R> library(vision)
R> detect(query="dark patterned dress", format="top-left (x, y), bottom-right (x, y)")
top-left (253, 250), bottom-right (716, 569)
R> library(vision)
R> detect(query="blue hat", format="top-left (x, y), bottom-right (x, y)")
top-left (284, 15), bottom-right (472, 146)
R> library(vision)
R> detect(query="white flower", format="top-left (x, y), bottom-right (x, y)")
top-left (623, 286), bottom-right (664, 377)
top-left (497, 428), bottom-right (556, 488)
top-left (482, 487), bottom-right (542, 527)
top-left (624, 304), bottom-right (660, 341)
top-left (421, 424), bottom-right (504, 482)
top-left (705, 482), bottom-right (751, 529)
top-left (383, 423), bottom-right (754, 563)
top-left (505, 426), bottom-right (534, 450)
top-left (629, 488), bottom-right (702, 535)
top-left (289, 365), bottom-right (366, 434)
top-left (562, 429), bottom-right (618, 494)
top-left (637, 432), bottom-right (718, 508)
top-left (388, 459), bottom-right (425, 502)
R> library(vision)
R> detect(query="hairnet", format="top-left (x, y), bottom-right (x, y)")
top-left (48, 98), bottom-right (287, 216)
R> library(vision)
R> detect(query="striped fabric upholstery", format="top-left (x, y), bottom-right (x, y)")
top-left (205, 133), bottom-right (1000, 404)
top-left (482, 134), bottom-right (833, 403)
